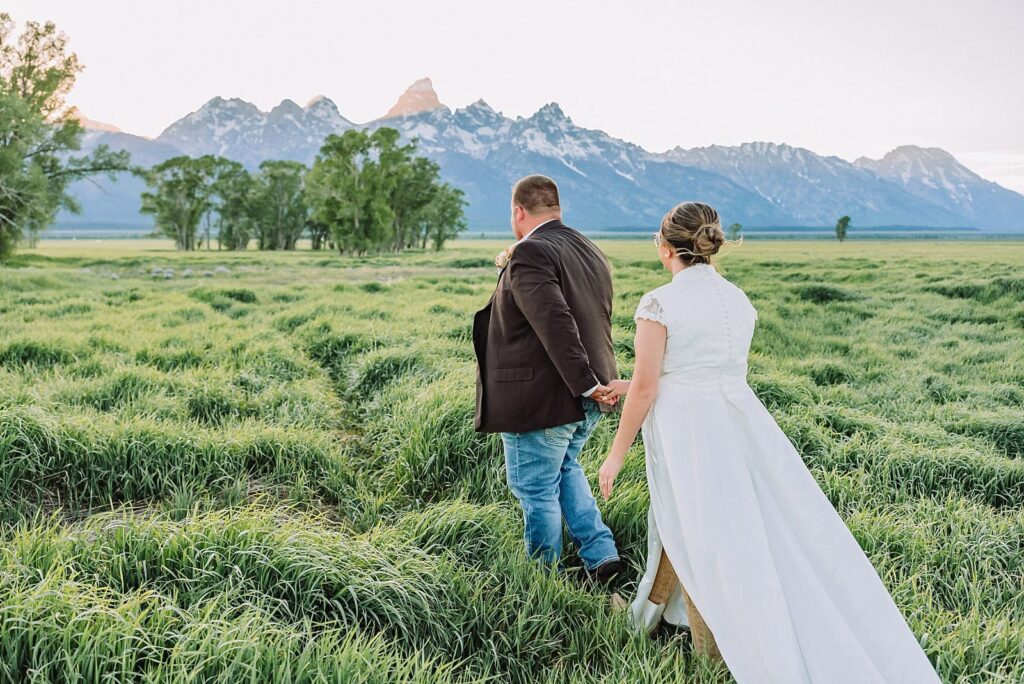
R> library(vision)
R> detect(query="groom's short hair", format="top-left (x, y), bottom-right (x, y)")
top-left (513, 175), bottom-right (560, 214)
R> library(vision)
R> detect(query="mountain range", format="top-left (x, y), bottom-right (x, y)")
top-left (60, 78), bottom-right (1024, 232)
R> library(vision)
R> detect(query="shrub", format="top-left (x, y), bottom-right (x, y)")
top-left (947, 412), bottom-right (1024, 458)
top-left (0, 340), bottom-right (76, 368)
top-left (64, 370), bottom-right (163, 412)
top-left (794, 284), bottom-right (858, 303)
top-left (189, 287), bottom-right (258, 307)
top-left (748, 368), bottom-right (817, 410)
top-left (447, 257), bottom-right (493, 269)
top-left (369, 370), bottom-right (504, 504)
top-left (807, 360), bottom-right (857, 386)
top-left (354, 349), bottom-right (430, 396)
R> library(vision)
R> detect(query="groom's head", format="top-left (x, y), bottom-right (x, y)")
top-left (511, 175), bottom-right (561, 239)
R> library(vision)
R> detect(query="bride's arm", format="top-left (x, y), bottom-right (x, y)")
top-left (599, 319), bottom-right (667, 499)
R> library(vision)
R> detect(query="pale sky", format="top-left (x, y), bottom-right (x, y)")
top-left (9, 0), bottom-right (1024, 191)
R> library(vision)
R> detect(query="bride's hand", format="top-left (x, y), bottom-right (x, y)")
top-left (599, 453), bottom-right (625, 500)
top-left (605, 379), bottom-right (631, 400)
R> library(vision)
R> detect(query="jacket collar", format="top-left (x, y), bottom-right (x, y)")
top-left (524, 218), bottom-right (564, 239)
top-left (496, 219), bottom-right (565, 281)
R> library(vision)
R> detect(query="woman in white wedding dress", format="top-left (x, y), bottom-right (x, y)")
top-left (598, 202), bottom-right (941, 683)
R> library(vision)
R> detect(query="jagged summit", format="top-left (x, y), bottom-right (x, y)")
top-left (381, 78), bottom-right (446, 119)
top-left (304, 94), bottom-right (335, 109)
top-left (269, 99), bottom-right (304, 118)
top-left (661, 141), bottom-right (971, 226)
top-left (855, 145), bottom-right (964, 176)
top-left (853, 145), bottom-right (1024, 227)
top-left (68, 107), bottom-right (122, 133)
top-left (530, 102), bottom-right (569, 122)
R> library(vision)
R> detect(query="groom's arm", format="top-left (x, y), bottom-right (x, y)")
top-left (508, 240), bottom-right (600, 397)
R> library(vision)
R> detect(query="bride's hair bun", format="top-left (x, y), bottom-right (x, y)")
top-left (660, 202), bottom-right (725, 263)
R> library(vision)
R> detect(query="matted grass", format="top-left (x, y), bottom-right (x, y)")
top-left (1, 239), bottom-right (1022, 682)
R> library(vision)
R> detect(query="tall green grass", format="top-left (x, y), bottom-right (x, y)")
top-left (0, 240), bottom-right (1022, 682)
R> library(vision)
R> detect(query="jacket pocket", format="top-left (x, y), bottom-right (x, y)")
top-left (494, 367), bottom-right (534, 382)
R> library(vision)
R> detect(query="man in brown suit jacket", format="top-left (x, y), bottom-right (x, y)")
top-left (473, 175), bottom-right (623, 581)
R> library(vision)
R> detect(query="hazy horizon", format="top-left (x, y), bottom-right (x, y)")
top-left (7, 0), bottom-right (1024, 192)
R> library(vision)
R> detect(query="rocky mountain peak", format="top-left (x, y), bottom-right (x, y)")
top-left (382, 77), bottom-right (446, 119)
top-left (468, 98), bottom-right (495, 112)
top-left (531, 102), bottom-right (568, 122)
top-left (68, 106), bottom-right (122, 133)
top-left (305, 94), bottom-right (335, 109)
top-left (266, 100), bottom-right (299, 123)
top-left (856, 145), bottom-right (965, 175)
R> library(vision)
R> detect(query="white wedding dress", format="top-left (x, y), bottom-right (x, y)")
top-left (627, 263), bottom-right (941, 683)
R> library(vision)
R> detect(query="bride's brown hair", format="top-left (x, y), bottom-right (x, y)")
top-left (659, 202), bottom-right (727, 265)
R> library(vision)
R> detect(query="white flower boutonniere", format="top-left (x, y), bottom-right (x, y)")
top-left (495, 243), bottom-right (516, 269)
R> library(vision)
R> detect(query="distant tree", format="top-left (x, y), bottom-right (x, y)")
top-left (307, 218), bottom-right (330, 250)
top-left (379, 132), bottom-right (440, 250)
top-left (422, 184), bottom-right (467, 250)
top-left (0, 13), bottom-right (130, 259)
top-left (835, 215), bottom-right (851, 242)
top-left (727, 222), bottom-right (743, 241)
top-left (307, 129), bottom-right (380, 255)
top-left (307, 127), bottom-right (467, 255)
top-left (250, 160), bottom-right (307, 250)
top-left (140, 156), bottom-right (209, 251)
top-left (206, 157), bottom-right (252, 250)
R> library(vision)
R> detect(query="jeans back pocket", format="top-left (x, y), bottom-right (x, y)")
top-left (543, 421), bottom-right (577, 447)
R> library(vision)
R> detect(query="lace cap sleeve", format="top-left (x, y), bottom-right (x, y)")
top-left (634, 292), bottom-right (667, 326)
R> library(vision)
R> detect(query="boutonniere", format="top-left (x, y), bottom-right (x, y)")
top-left (495, 243), bottom-right (517, 269)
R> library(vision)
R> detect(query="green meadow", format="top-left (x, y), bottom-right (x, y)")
top-left (0, 239), bottom-right (1022, 683)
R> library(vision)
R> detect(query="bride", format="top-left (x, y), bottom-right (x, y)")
top-left (598, 202), bottom-right (941, 683)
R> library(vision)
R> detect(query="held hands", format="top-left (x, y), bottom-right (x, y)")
top-left (589, 379), bottom-right (631, 406)
top-left (589, 384), bottom-right (618, 406)
top-left (605, 379), bottom-right (630, 401)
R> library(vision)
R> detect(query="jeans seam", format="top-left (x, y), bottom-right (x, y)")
top-left (511, 433), bottom-right (528, 547)
top-left (586, 553), bottom-right (620, 571)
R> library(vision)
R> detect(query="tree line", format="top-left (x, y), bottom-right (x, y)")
top-left (142, 128), bottom-right (467, 253)
top-left (0, 14), bottom-right (467, 260)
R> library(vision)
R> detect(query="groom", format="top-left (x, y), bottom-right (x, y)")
top-left (473, 174), bottom-right (623, 582)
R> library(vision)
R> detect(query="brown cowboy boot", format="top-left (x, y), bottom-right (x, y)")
top-left (651, 550), bottom-right (723, 663)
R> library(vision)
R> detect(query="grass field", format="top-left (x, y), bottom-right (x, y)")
top-left (1, 239), bottom-right (1023, 683)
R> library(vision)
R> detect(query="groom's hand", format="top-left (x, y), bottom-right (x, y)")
top-left (605, 379), bottom-right (630, 400)
top-left (589, 384), bottom-right (618, 406)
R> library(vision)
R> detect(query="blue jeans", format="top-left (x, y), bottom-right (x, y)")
top-left (501, 398), bottom-right (619, 571)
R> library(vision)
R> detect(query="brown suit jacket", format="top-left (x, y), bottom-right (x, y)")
top-left (473, 220), bottom-right (617, 433)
